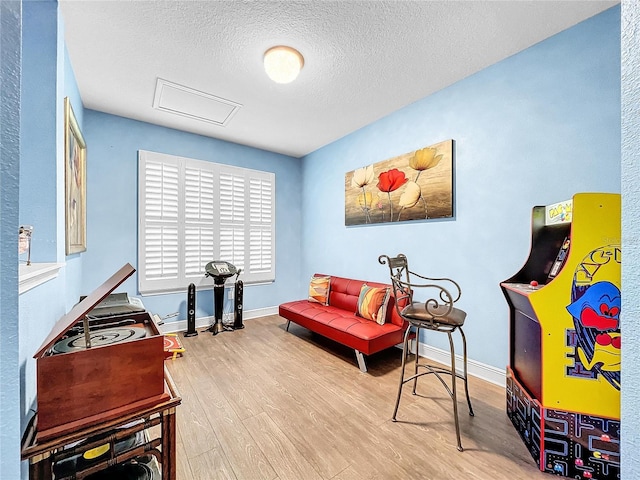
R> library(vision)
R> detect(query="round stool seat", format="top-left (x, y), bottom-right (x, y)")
top-left (401, 303), bottom-right (467, 327)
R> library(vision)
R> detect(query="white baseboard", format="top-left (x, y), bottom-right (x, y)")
top-left (243, 306), bottom-right (279, 320)
top-left (158, 306), bottom-right (279, 334)
top-left (415, 342), bottom-right (506, 388)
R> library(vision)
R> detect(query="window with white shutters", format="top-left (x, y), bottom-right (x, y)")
top-left (138, 150), bottom-right (275, 294)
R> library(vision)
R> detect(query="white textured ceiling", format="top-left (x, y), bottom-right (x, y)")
top-left (58, 1), bottom-right (618, 158)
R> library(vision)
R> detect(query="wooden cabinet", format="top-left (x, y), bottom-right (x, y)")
top-left (21, 368), bottom-right (180, 480)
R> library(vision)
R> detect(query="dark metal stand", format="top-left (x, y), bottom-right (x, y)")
top-left (212, 281), bottom-right (225, 335)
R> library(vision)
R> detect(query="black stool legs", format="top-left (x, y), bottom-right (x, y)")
top-left (392, 322), bottom-right (474, 451)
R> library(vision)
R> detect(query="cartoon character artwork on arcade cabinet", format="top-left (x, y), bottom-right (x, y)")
top-left (542, 246), bottom-right (621, 480)
top-left (566, 245), bottom-right (621, 391)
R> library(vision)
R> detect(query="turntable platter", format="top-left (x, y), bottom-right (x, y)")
top-left (52, 327), bottom-right (147, 354)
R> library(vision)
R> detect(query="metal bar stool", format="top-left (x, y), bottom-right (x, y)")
top-left (379, 253), bottom-right (474, 451)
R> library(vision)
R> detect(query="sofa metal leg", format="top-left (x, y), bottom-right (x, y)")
top-left (285, 320), bottom-right (290, 332)
top-left (355, 350), bottom-right (367, 373)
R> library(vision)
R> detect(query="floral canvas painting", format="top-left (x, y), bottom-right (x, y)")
top-left (345, 139), bottom-right (453, 226)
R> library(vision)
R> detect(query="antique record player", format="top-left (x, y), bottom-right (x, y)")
top-left (34, 263), bottom-right (169, 441)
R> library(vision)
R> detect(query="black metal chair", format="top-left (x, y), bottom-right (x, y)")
top-left (379, 253), bottom-right (474, 451)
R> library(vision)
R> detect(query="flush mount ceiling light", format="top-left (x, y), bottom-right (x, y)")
top-left (263, 46), bottom-right (304, 84)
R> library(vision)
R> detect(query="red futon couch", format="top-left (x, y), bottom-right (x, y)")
top-left (279, 274), bottom-right (409, 372)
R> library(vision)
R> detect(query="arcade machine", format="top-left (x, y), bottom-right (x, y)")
top-left (205, 260), bottom-right (243, 335)
top-left (500, 193), bottom-right (620, 479)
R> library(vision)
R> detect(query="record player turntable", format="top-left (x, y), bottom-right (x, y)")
top-left (34, 263), bottom-right (169, 441)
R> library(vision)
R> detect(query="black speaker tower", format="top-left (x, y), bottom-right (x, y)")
top-left (233, 280), bottom-right (244, 329)
top-left (184, 283), bottom-right (198, 337)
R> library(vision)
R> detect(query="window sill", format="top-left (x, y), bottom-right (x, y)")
top-left (139, 278), bottom-right (275, 296)
top-left (19, 263), bottom-right (64, 295)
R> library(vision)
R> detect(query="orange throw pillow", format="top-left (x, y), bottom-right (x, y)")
top-left (308, 276), bottom-right (331, 305)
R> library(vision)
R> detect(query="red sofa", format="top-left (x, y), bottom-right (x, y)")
top-left (279, 274), bottom-right (409, 372)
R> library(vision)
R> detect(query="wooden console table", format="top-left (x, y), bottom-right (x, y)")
top-left (21, 368), bottom-right (181, 480)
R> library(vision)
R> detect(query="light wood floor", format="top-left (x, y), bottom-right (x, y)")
top-left (165, 315), bottom-right (548, 480)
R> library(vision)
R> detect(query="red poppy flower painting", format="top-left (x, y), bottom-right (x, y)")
top-left (377, 169), bottom-right (408, 193)
top-left (344, 139), bottom-right (453, 226)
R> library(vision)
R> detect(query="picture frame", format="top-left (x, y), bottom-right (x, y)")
top-left (64, 97), bottom-right (87, 254)
top-left (345, 139), bottom-right (454, 226)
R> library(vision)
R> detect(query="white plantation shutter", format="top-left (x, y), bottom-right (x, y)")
top-left (249, 177), bottom-right (273, 275)
top-left (184, 167), bottom-right (215, 278)
top-left (141, 157), bottom-right (180, 286)
top-left (219, 173), bottom-right (246, 270)
top-left (184, 226), bottom-right (215, 277)
top-left (139, 150), bottom-right (275, 294)
top-left (144, 225), bottom-right (179, 280)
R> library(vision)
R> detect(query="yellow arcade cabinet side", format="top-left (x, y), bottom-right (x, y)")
top-left (501, 193), bottom-right (620, 479)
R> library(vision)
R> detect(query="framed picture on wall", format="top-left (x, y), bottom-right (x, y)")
top-left (345, 139), bottom-right (454, 226)
top-left (64, 97), bottom-right (87, 255)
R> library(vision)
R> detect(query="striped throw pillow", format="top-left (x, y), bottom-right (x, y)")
top-left (356, 284), bottom-right (391, 325)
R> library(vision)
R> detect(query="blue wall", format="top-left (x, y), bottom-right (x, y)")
top-left (81, 111), bottom-right (302, 321)
top-left (19, 0), bottom-right (58, 262)
top-left (19, 0), bottom-right (63, 431)
top-left (17, 3), bottom-right (87, 478)
top-left (300, 7), bottom-right (621, 370)
top-left (621, 1), bottom-right (640, 477)
top-left (1, 2), bottom-right (23, 479)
